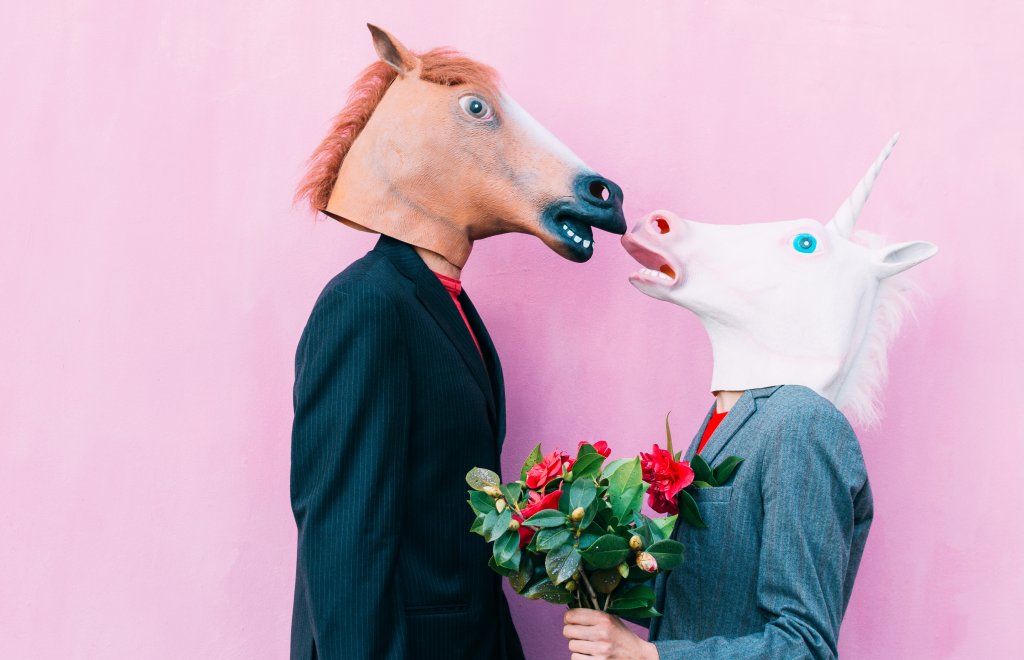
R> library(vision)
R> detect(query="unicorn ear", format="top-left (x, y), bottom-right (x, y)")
top-left (874, 240), bottom-right (938, 278)
top-left (367, 24), bottom-right (420, 77)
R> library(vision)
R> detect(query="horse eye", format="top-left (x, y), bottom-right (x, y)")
top-left (459, 95), bottom-right (492, 120)
top-left (793, 233), bottom-right (818, 254)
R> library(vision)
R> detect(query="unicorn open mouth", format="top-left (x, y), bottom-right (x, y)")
top-left (621, 232), bottom-right (681, 288)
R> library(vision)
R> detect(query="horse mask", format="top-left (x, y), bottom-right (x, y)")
top-left (623, 135), bottom-right (938, 424)
top-left (297, 25), bottom-right (626, 268)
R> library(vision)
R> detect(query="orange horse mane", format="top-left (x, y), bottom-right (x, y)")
top-left (295, 48), bottom-right (501, 213)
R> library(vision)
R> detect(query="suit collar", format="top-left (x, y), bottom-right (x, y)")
top-left (373, 235), bottom-right (498, 425)
top-left (687, 386), bottom-right (782, 464)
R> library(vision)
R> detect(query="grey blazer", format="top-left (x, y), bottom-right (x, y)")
top-left (650, 385), bottom-right (873, 659)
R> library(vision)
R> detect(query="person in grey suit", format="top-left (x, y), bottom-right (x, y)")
top-left (563, 385), bottom-right (872, 660)
top-left (563, 138), bottom-right (935, 658)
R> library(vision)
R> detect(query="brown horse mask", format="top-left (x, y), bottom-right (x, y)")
top-left (298, 26), bottom-right (626, 268)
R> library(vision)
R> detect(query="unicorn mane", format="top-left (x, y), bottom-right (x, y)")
top-left (295, 48), bottom-right (500, 212)
top-left (833, 230), bottom-right (919, 426)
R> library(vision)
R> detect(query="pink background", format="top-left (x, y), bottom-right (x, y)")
top-left (2, 1), bottom-right (1022, 658)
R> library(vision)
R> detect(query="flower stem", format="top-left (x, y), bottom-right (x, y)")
top-left (577, 567), bottom-right (601, 609)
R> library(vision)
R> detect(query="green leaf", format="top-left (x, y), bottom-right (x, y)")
top-left (590, 568), bottom-right (622, 594)
top-left (713, 456), bottom-right (744, 485)
top-left (572, 445), bottom-right (606, 480)
top-left (546, 544), bottom-right (582, 585)
top-left (678, 490), bottom-right (707, 529)
top-left (651, 514), bottom-right (677, 540)
top-left (488, 556), bottom-right (517, 577)
top-left (601, 458), bottom-right (633, 482)
top-left (522, 509), bottom-right (567, 528)
top-left (484, 508), bottom-right (513, 541)
top-left (608, 605), bottom-right (661, 619)
top-left (520, 443), bottom-right (543, 481)
top-left (621, 584), bottom-right (656, 605)
top-left (612, 484), bottom-right (646, 523)
top-left (493, 530), bottom-right (521, 570)
top-left (469, 514), bottom-right (486, 536)
top-left (500, 482), bottom-right (523, 506)
top-left (691, 481), bottom-right (713, 489)
top-left (468, 490), bottom-right (496, 514)
top-left (569, 478), bottom-right (597, 511)
top-left (608, 458), bottom-right (643, 495)
top-left (523, 577), bottom-right (573, 604)
top-left (535, 528), bottom-right (573, 553)
top-left (577, 531), bottom-right (601, 550)
top-left (665, 411), bottom-right (674, 457)
top-left (645, 539), bottom-right (685, 571)
top-left (691, 455), bottom-right (717, 487)
top-left (466, 467), bottom-right (500, 491)
top-left (509, 553), bottom-right (535, 593)
top-left (581, 534), bottom-right (630, 569)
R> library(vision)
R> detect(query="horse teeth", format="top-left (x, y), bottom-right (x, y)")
top-left (567, 229), bottom-right (575, 237)
top-left (562, 224), bottom-right (568, 230)
top-left (583, 240), bottom-right (591, 248)
top-left (574, 235), bottom-right (582, 243)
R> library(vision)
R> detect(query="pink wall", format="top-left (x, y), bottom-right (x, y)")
top-left (2, 2), bottom-right (1021, 658)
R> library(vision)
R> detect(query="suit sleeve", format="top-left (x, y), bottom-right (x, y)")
top-left (290, 284), bottom-right (410, 660)
top-left (653, 404), bottom-right (867, 660)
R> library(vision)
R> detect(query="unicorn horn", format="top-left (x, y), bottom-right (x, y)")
top-left (829, 133), bottom-right (900, 237)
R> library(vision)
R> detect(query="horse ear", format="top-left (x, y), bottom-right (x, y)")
top-left (367, 24), bottom-right (419, 76)
top-left (875, 240), bottom-right (938, 279)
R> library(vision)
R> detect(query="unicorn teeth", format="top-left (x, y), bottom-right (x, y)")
top-left (583, 240), bottom-right (591, 248)
top-left (639, 268), bottom-right (673, 282)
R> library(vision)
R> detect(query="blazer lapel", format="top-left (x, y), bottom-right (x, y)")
top-left (374, 236), bottom-right (497, 424)
top-left (693, 392), bottom-right (757, 465)
top-left (683, 406), bottom-right (716, 461)
top-left (460, 291), bottom-right (504, 443)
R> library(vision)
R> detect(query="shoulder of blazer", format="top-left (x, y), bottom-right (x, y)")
top-left (309, 250), bottom-right (417, 320)
top-left (755, 385), bottom-right (864, 473)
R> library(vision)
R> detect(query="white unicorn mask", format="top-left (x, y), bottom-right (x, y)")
top-left (622, 135), bottom-right (937, 425)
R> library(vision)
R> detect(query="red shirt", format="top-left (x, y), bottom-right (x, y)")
top-left (697, 408), bottom-right (729, 455)
top-left (434, 272), bottom-right (482, 355)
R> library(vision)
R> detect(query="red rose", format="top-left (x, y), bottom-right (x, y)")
top-left (525, 449), bottom-right (573, 490)
top-left (640, 444), bottom-right (694, 515)
top-left (579, 440), bottom-right (611, 458)
top-left (514, 489), bottom-right (562, 548)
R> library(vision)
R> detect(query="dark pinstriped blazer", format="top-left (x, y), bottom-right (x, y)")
top-left (650, 385), bottom-right (873, 659)
top-left (289, 235), bottom-right (524, 660)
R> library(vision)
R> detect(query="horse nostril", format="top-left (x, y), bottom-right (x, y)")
top-left (588, 180), bottom-right (610, 202)
top-left (653, 216), bottom-right (670, 234)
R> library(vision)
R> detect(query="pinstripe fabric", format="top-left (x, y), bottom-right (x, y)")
top-left (290, 235), bottom-right (524, 660)
top-left (650, 386), bottom-right (873, 660)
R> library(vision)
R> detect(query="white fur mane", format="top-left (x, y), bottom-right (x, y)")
top-left (833, 230), bottom-right (918, 427)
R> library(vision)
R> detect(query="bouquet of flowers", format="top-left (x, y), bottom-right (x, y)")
top-left (466, 422), bottom-right (742, 617)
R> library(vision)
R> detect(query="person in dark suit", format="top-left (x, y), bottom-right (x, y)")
top-left (289, 26), bottom-right (625, 659)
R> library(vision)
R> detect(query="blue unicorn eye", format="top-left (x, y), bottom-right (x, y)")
top-left (793, 233), bottom-right (817, 254)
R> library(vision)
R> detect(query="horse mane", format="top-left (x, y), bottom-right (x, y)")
top-left (295, 48), bottom-right (501, 212)
top-left (834, 230), bottom-right (919, 427)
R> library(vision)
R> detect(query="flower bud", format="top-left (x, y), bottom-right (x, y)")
top-left (482, 485), bottom-right (502, 498)
top-left (565, 580), bottom-right (577, 592)
top-left (508, 519), bottom-right (520, 531)
top-left (636, 551), bottom-right (658, 573)
top-left (495, 498), bottom-right (506, 513)
top-left (570, 507), bottom-right (585, 522)
top-left (629, 535), bottom-right (643, 551)
top-left (617, 562), bottom-right (630, 578)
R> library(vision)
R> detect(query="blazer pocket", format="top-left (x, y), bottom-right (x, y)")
top-left (692, 486), bottom-right (733, 503)
top-left (404, 603), bottom-right (471, 616)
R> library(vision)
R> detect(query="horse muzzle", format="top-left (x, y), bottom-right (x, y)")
top-left (541, 173), bottom-right (626, 262)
